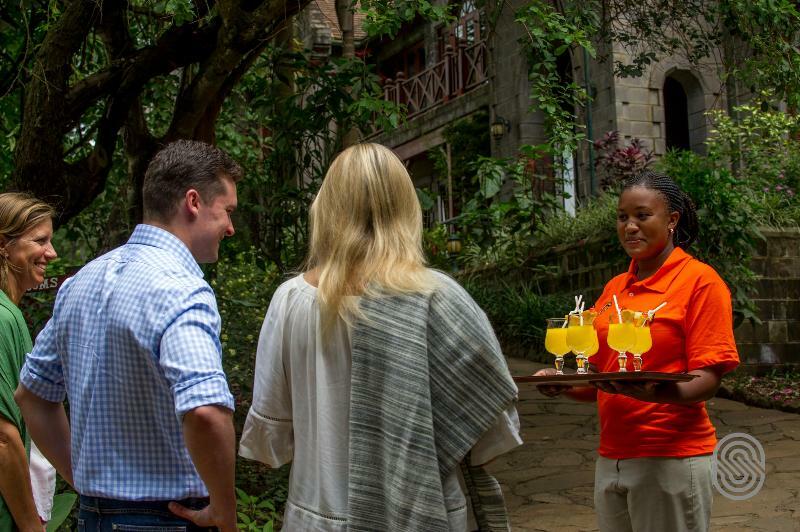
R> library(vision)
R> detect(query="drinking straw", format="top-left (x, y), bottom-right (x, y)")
top-left (612, 294), bottom-right (622, 322)
top-left (579, 301), bottom-right (585, 326)
top-left (647, 301), bottom-right (667, 321)
top-left (564, 295), bottom-right (584, 327)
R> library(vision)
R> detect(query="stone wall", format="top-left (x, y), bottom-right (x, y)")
top-left (734, 228), bottom-right (800, 368)
top-left (497, 228), bottom-right (800, 369)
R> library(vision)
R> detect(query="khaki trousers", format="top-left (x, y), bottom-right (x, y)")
top-left (594, 455), bottom-right (713, 532)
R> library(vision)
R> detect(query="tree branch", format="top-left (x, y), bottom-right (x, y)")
top-left (65, 20), bottom-right (220, 127)
top-left (166, 0), bottom-right (311, 140)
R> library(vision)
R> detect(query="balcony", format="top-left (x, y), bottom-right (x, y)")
top-left (382, 23), bottom-right (488, 119)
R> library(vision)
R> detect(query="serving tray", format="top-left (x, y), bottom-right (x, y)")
top-left (513, 371), bottom-right (697, 387)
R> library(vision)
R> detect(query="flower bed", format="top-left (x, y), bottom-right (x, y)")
top-left (718, 369), bottom-right (800, 414)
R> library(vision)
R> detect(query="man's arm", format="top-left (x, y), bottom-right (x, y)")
top-left (13, 385), bottom-right (72, 487)
top-left (168, 405), bottom-right (237, 532)
top-left (0, 415), bottom-right (44, 532)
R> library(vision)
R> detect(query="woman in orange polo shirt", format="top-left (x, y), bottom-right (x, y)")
top-left (538, 171), bottom-right (739, 532)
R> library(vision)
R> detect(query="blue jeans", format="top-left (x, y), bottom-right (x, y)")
top-left (78, 495), bottom-right (217, 532)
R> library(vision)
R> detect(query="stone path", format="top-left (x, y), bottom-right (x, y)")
top-left (488, 359), bottom-right (800, 532)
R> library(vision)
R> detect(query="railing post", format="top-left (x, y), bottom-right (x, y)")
top-left (395, 71), bottom-right (407, 108)
top-left (457, 40), bottom-right (467, 95)
top-left (384, 78), bottom-right (393, 104)
top-left (478, 41), bottom-right (487, 83)
top-left (444, 45), bottom-right (454, 102)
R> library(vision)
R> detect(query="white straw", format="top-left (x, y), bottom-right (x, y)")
top-left (648, 301), bottom-right (667, 320)
top-left (613, 294), bottom-right (622, 321)
top-left (579, 302), bottom-right (585, 326)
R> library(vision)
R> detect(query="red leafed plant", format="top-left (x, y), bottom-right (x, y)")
top-left (594, 130), bottom-right (654, 188)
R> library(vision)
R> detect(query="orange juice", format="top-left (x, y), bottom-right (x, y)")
top-left (584, 332), bottom-right (600, 356)
top-left (545, 327), bottom-right (570, 356)
top-left (631, 326), bottom-right (652, 354)
top-left (608, 323), bottom-right (635, 352)
top-left (567, 324), bottom-right (595, 353)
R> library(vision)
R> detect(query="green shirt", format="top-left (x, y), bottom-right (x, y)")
top-left (0, 290), bottom-right (33, 531)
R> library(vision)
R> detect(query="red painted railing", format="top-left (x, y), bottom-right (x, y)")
top-left (383, 39), bottom-right (488, 119)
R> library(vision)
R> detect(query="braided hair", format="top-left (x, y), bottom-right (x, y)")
top-left (621, 171), bottom-right (699, 249)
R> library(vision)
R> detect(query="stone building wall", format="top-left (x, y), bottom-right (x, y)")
top-left (489, 0), bottom-right (548, 160)
top-left (734, 228), bottom-right (800, 368)
top-left (571, 43), bottom-right (728, 198)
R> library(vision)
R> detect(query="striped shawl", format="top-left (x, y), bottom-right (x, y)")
top-left (348, 272), bottom-right (518, 531)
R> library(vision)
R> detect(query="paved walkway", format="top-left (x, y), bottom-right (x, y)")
top-left (489, 359), bottom-right (800, 532)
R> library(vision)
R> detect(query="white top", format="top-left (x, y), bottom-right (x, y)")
top-left (239, 274), bottom-right (522, 531)
top-left (30, 441), bottom-right (56, 521)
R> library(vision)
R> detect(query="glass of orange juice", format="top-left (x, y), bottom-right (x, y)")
top-left (567, 311), bottom-right (596, 374)
top-left (545, 318), bottom-right (570, 374)
top-left (630, 314), bottom-right (652, 371)
top-left (608, 310), bottom-right (635, 372)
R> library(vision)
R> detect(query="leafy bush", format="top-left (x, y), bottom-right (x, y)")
top-left (707, 98), bottom-right (800, 194)
top-left (657, 150), bottom-right (761, 324)
top-left (211, 248), bottom-right (281, 420)
top-left (532, 192), bottom-right (617, 250)
top-left (461, 276), bottom-right (572, 361)
top-left (594, 130), bottom-right (654, 188)
top-left (236, 487), bottom-right (284, 532)
top-left (209, 248), bottom-right (290, 502)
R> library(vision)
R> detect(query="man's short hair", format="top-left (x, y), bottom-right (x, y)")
top-left (142, 140), bottom-right (243, 222)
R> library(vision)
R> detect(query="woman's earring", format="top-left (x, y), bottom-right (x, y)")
top-left (669, 227), bottom-right (674, 235)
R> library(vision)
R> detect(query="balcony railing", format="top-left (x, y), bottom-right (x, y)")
top-left (383, 39), bottom-right (488, 119)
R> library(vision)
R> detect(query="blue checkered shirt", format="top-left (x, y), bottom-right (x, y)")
top-left (20, 224), bottom-right (235, 500)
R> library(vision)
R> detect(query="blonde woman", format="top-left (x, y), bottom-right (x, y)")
top-left (240, 143), bottom-right (522, 531)
top-left (0, 193), bottom-right (57, 532)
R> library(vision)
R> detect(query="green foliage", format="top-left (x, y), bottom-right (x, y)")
top-left (657, 150), bottom-right (762, 324)
top-left (515, 0), bottom-right (597, 158)
top-left (210, 248), bottom-right (281, 415)
top-left (707, 97), bottom-right (800, 195)
top-left (360, 0), bottom-right (452, 37)
top-left (217, 47), bottom-right (402, 269)
top-left (210, 249), bottom-right (292, 507)
top-left (461, 276), bottom-right (572, 360)
top-left (452, 155), bottom-right (565, 270)
top-left (533, 193), bottom-right (618, 251)
top-left (422, 223), bottom-right (452, 270)
top-left (721, 0), bottom-right (800, 109)
top-left (236, 487), bottom-right (282, 531)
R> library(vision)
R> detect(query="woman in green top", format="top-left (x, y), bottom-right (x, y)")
top-left (0, 193), bottom-right (57, 532)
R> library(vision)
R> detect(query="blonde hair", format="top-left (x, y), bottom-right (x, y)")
top-left (0, 192), bottom-right (55, 294)
top-left (307, 143), bottom-right (435, 329)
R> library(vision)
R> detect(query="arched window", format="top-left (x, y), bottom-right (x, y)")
top-left (663, 71), bottom-right (706, 153)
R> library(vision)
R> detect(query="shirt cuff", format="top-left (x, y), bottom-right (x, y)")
top-left (239, 407), bottom-right (294, 468)
top-left (18, 365), bottom-right (66, 403)
top-left (173, 375), bottom-right (235, 418)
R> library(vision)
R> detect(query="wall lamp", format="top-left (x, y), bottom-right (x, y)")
top-left (490, 116), bottom-right (511, 140)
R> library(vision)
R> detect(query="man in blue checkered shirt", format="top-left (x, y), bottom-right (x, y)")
top-left (15, 140), bottom-right (241, 531)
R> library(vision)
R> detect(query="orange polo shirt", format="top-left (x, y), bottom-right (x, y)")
top-left (591, 247), bottom-right (739, 459)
